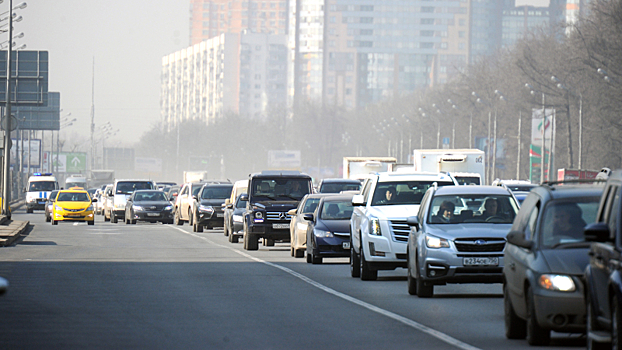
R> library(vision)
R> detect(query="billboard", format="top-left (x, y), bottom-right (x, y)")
top-left (11, 138), bottom-right (41, 168)
top-left (0, 51), bottom-right (49, 106)
top-left (531, 108), bottom-right (554, 145)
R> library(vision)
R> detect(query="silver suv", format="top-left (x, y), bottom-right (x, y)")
top-left (406, 185), bottom-right (519, 297)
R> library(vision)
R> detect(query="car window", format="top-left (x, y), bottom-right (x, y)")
top-left (319, 200), bottom-right (353, 220)
top-left (539, 196), bottom-right (601, 248)
top-left (525, 203), bottom-right (540, 241)
top-left (29, 181), bottom-right (56, 191)
top-left (235, 199), bottom-right (247, 209)
top-left (427, 194), bottom-right (519, 224)
top-left (320, 183), bottom-right (361, 193)
top-left (57, 192), bottom-right (90, 202)
top-left (302, 198), bottom-right (321, 214)
top-left (361, 179), bottom-right (373, 203)
top-left (607, 187), bottom-right (620, 239)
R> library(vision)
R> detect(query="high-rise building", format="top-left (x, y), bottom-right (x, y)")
top-left (190, 0), bottom-right (290, 45)
top-left (161, 32), bottom-right (288, 130)
top-left (564, 0), bottom-right (591, 34)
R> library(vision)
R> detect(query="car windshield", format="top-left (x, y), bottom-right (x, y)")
top-left (319, 183), bottom-right (361, 193)
top-left (235, 199), bottom-right (247, 208)
top-left (57, 192), bottom-right (90, 202)
top-left (49, 191), bottom-right (59, 201)
top-left (251, 178), bottom-right (310, 201)
top-left (66, 182), bottom-right (86, 188)
top-left (133, 191), bottom-right (167, 202)
top-left (201, 186), bottom-right (233, 199)
top-left (116, 182), bottom-right (153, 194)
top-left (456, 177), bottom-right (480, 185)
top-left (302, 198), bottom-right (321, 214)
top-left (29, 181), bottom-right (56, 191)
top-left (319, 200), bottom-right (353, 220)
top-left (539, 197), bottom-right (600, 248)
top-left (371, 181), bottom-right (454, 206)
top-left (427, 194), bottom-right (519, 224)
top-left (191, 184), bottom-right (203, 197)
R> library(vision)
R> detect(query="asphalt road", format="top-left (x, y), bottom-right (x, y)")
top-left (0, 209), bottom-right (585, 349)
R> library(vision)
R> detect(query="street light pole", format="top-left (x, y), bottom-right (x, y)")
top-left (2, 0), bottom-right (14, 217)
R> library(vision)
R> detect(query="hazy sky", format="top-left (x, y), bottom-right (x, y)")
top-left (18, 0), bottom-right (189, 146)
top-left (18, 0), bottom-right (549, 148)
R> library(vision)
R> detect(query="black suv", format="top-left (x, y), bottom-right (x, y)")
top-left (585, 169), bottom-right (622, 349)
top-left (192, 183), bottom-right (233, 232)
top-left (241, 171), bottom-right (312, 251)
top-left (504, 181), bottom-right (603, 345)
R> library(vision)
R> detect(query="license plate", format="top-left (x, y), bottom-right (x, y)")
top-left (463, 257), bottom-right (499, 266)
top-left (65, 215), bottom-right (81, 218)
top-left (38, 201), bottom-right (46, 205)
top-left (272, 223), bottom-right (289, 229)
top-left (147, 213), bottom-right (160, 217)
top-left (342, 241), bottom-right (350, 249)
top-left (217, 213), bottom-right (224, 217)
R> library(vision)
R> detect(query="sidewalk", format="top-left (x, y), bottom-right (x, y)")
top-left (0, 199), bottom-right (30, 247)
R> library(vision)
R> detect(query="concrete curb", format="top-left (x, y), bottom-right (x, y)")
top-left (0, 220), bottom-right (30, 247)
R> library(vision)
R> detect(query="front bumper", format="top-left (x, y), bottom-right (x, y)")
top-left (54, 210), bottom-right (95, 222)
top-left (196, 210), bottom-right (225, 228)
top-left (312, 235), bottom-right (350, 258)
top-left (532, 282), bottom-right (586, 332)
top-left (27, 200), bottom-right (47, 210)
top-left (131, 210), bottom-right (173, 222)
top-left (248, 220), bottom-right (291, 240)
top-left (113, 209), bottom-right (125, 219)
top-left (419, 246), bottom-right (504, 285)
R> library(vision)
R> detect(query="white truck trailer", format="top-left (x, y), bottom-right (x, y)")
top-left (413, 149), bottom-right (485, 185)
top-left (342, 157), bottom-right (397, 180)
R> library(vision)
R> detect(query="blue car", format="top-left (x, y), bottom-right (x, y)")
top-left (306, 194), bottom-right (354, 264)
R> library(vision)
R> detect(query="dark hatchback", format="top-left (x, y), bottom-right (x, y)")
top-left (317, 178), bottom-right (362, 194)
top-left (192, 183), bottom-right (233, 232)
top-left (504, 182), bottom-right (603, 346)
top-left (305, 194), bottom-right (354, 264)
top-left (124, 190), bottom-right (174, 224)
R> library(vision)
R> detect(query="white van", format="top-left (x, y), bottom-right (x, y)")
top-left (65, 174), bottom-right (88, 189)
top-left (25, 173), bottom-right (59, 213)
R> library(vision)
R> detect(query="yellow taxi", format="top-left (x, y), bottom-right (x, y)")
top-left (52, 187), bottom-right (96, 225)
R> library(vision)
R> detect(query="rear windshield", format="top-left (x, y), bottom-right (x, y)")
top-left (251, 178), bottom-right (311, 201)
top-left (201, 186), bottom-right (233, 199)
top-left (371, 181), bottom-right (454, 206)
top-left (57, 192), bottom-right (90, 202)
top-left (29, 181), bottom-right (56, 192)
top-left (116, 181), bottom-right (154, 194)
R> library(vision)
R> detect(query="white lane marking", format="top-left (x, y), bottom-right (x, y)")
top-left (171, 227), bottom-right (480, 350)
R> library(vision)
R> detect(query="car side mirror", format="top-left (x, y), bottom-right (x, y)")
top-left (406, 216), bottom-right (419, 226)
top-left (226, 204), bottom-right (233, 209)
top-left (192, 195), bottom-right (198, 201)
top-left (585, 222), bottom-right (611, 243)
top-left (352, 194), bottom-right (365, 206)
top-left (240, 194), bottom-right (248, 201)
top-left (288, 209), bottom-right (297, 216)
top-left (303, 213), bottom-right (314, 221)
top-left (225, 199), bottom-right (231, 205)
top-left (506, 231), bottom-right (534, 250)
top-left (92, 198), bottom-right (98, 203)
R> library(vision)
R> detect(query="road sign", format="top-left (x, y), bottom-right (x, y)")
top-left (1, 115), bottom-right (17, 131)
top-left (66, 153), bottom-right (87, 172)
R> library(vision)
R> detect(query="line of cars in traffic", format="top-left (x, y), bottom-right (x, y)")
top-left (32, 168), bottom-right (622, 348)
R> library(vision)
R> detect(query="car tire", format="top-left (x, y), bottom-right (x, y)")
top-left (306, 251), bottom-right (313, 263)
top-left (112, 213), bottom-right (118, 224)
top-left (290, 246), bottom-right (295, 257)
top-left (45, 216), bottom-right (51, 222)
top-left (504, 283), bottom-right (526, 339)
top-left (229, 231), bottom-right (235, 243)
top-left (350, 239), bottom-right (361, 278)
top-left (104, 213), bottom-right (110, 222)
top-left (587, 288), bottom-right (609, 350)
top-left (265, 239), bottom-right (274, 246)
top-left (131, 219), bottom-right (136, 224)
top-left (87, 221), bottom-right (94, 226)
top-left (415, 255), bottom-right (433, 298)
top-left (526, 286), bottom-right (550, 345)
top-left (188, 210), bottom-right (193, 225)
top-left (126, 217), bottom-right (131, 224)
top-left (294, 249), bottom-right (304, 258)
top-left (243, 225), bottom-right (258, 250)
top-left (311, 255), bottom-right (323, 264)
top-left (26, 208), bottom-right (33, 213)
top-left (407, 255), bottom-right (417, 296)
top-left (231, 235), bottom-right (239, 243)
top-left (174, 209), bottom-right (183, 226)
top-left (52, 219), bottom-right (58, 226)
top-left (360, 250), bottom-right (378, 281)
top-left (613, 296), bottom-right (622, 350)
top-left (194, 221), bottom-right (203, 233)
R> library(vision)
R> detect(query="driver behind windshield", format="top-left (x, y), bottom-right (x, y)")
top-left (479, 198), bottom-right (499, 220)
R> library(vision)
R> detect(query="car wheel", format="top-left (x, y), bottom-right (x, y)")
top-left (526, 286), bottom-right (550, 345)
top-left (224, 223), bottom-right (229, 237)
top-left (504, 283), bottom-right (526, 339)
top-left (45, 216), bottom-right (51, 223)
top-left (104, 213), bottom-right (110, 222)
top-left (613, 296), bottom-right (622, 350)
top-left (415, 255), bottom-right (433, 298)
top-left (265, 239), bottom-right (274, 246)
top-left (587, 288), bottom-right (609, 350)
top-left (243, 221), bottom-right (258, 251)
top-left (131, 219), bottom-right (136, 224)
top-left (311, 255), bottom-right (323, 264)
top-left (126, 217), bottom-right (131, 224)
top-left (407, 254), bottom-right (417, 296)
top-left (194, 221), bottom-right (203, 232)
top-left (229, 230), bottom-right (235, 243)
top-left (52, 219), bottom-right (58, 226)
top-left (290, 246), bottom-right (295, 257)
top-left (360, 250), bottom-right (378, 281)
top-left (231, 235), bottom-right (239, 243)
top-left (174, 209), bottom-right (183, 226)
top-left (26, 208), bottom-right (33, 213)
top-left (350, 238), bottom-right (361, 278)
top-left (188, 210), bottom-right (193, 225)
top-left (111, 213), bottom-right (118, 224)
top-left (87, 221), bottom-right (94, 226)
top-left (306, 251), bottom-right (313, 263)
top-left (295, 249), bottom-right (304, 258)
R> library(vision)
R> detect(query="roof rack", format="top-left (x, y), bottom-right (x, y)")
top-left (542, 179), bottom-right (607, 187)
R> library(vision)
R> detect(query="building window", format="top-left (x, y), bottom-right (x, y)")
top-left (421, 7), bottom-right (434, 13)
top-left (421, 18), bottom-right (434, 25)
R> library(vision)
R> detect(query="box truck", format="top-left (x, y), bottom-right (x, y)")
top-left (413, 149), bottom-right (485, 185)
top-left (342, 157), bottom-right (397, 180)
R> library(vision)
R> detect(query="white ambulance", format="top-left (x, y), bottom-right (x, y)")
top-left (25, 173), bottom-right (59, 213)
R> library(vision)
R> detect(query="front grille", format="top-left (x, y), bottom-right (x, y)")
top-left (64, 208), bottom-right (84, 212)
top-left (266, 212), bottom-right (291, 221)
top-left (334, 232), bottom-right (349, 237)
top-left (390, 220), bottom-right (410, 242)
top-left (454, 238), bottom-right (506, 253)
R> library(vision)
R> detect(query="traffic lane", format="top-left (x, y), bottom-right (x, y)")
top-left (212, 238), bottom-right (586, 350)
top-left (0, 220), bottom-right (462, 349)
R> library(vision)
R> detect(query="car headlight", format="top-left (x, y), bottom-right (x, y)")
top-left (314, 229), bottom-right (333, 238)
top-left (164, 205), bottom-right (173, 211)
top-left (55, 205), bottom-right (62, 211)
top-left (114, 202), bottom-right (125, 209)
top-left (233, 214), bottom-right (243, 223)
top-left (133, 205), bottom-right (144, 211)
top-left (370, 218), bottom-right (381, 235)
top-left (539, 274), bottom-right (576, 292)
top-left (254, 211), bottom-right (263, 219)
top-left (87, 204), bottom-right (94, 211)
top-left (199, 205), bottom-right (214, 213)
top-left (425, 235), bottom-right (450, 248)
